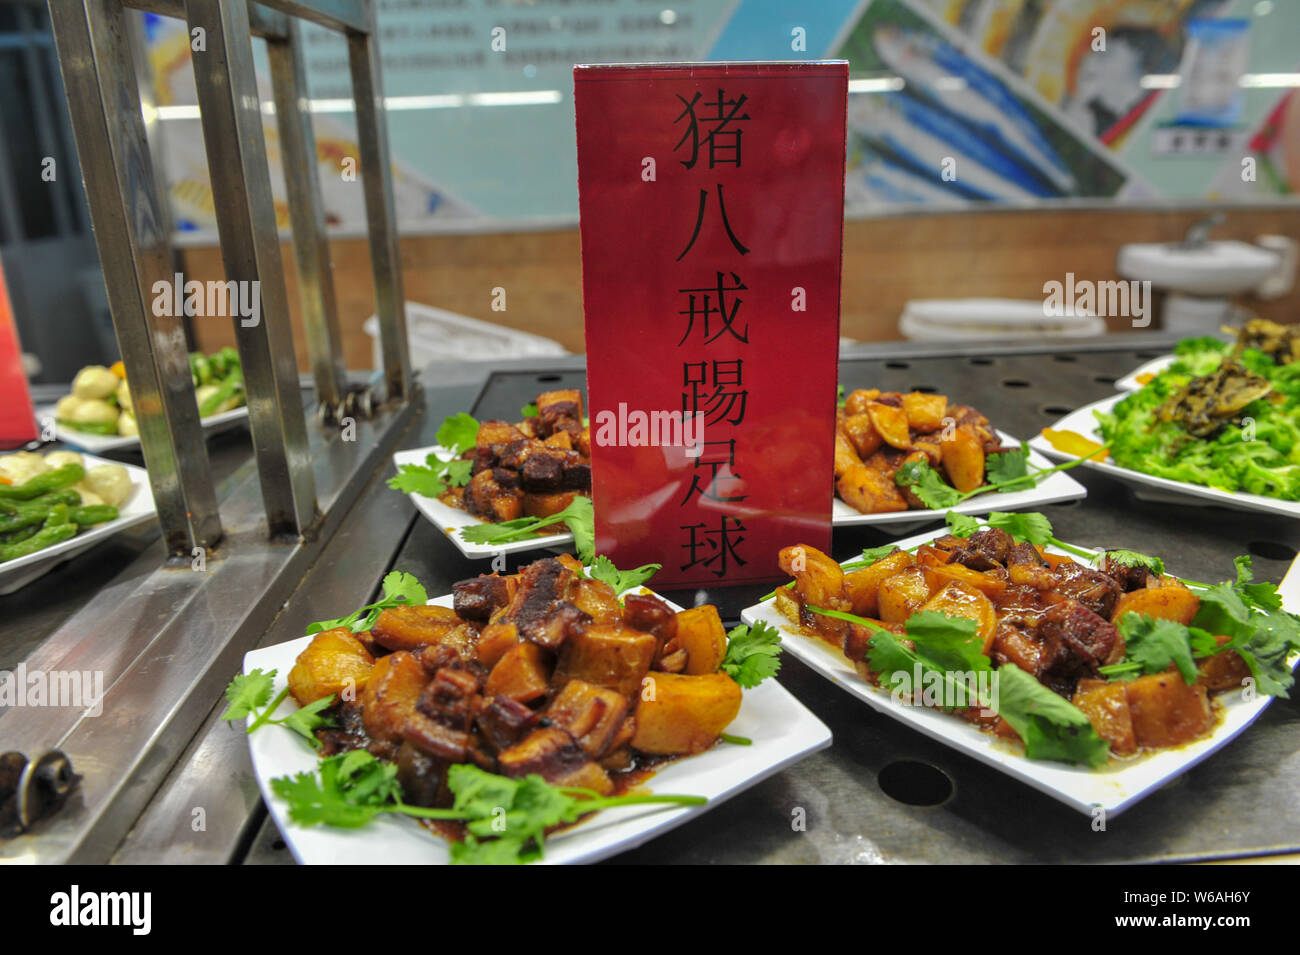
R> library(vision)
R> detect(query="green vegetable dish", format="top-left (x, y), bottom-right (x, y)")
top-left (223, 558), bottom-right (782, 863)
top-left (1097, 319), bottom-right (1300, 500)
top-left (0, 451), bottom-right (131, 564)
top-left (55, 347), bottom-right (244, 438)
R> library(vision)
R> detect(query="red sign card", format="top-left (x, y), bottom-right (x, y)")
top-left (0, 257), bottom-right (38, 449)
top-left (575, 62), bottom-right (847, 587)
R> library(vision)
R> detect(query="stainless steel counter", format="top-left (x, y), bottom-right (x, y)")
top-left (4, 335), bottom-right (1298, 864)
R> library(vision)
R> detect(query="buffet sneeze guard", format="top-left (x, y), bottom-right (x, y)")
top-left (0, 0), bottom-right (421, 862)
top-left (46, 0), bottom-right (414, 548)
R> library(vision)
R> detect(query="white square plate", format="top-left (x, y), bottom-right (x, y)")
top-left (397, 429), bottom-right (1087, 559)
top-left (40, 405), bottom-right (249, 453)
top-left (1030, 396), bottom-right (1300, 517)
top-left (739, 525), bottom-right (1300, 816)
top-left (1115, 355), bottom-right (1174, 391)
top-left (393, 445), bottom-right (580, 558)
top-left (0, 453), bottom-right (156, 594)
top-left (831, 430), bottom-right (1087, 528)
top-left (245, 591), bottom-right (832, 864)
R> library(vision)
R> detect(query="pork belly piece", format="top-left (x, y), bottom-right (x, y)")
top-left (465, 468), bottom-right (523, 522)
top-left (416, 664), bottom-right (484, 732)
top-left (1037, 599), bottom-right (1124, 696)
top-left (518, 601), bottom-right (590, 651)
top-left (477, 695), bottom-right (540, 752)
top-left (545, 679), bottom-right (630, 758)
top-left (477, 420), bottom-right (526, 446)
top-left (622, 592), bottom-right (678, 646)
top-left (1007, 543), bottom-right (1058, 590)
top-left (497, 726), bottom-right (614, 795)
top-left (452, 574), bottom-right (513, 622)
top-left (950, 528), bottom-right (1013, 571)
top-left (536, 389), bottom-right (584, 438)
top-left (359, 651), bottom-right (429, 743)
top-left (1099, 554), bottom-right (1160, 593)
top-left (395, 740), bottom-right (451, 808)
top-left (1054, 561), bottom-right (1121, 618)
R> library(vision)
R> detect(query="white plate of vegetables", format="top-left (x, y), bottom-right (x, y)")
top-left (233, 562), bottom-right (832, 864)
top-left (44, 351), bottom-right (248, 453)
top-left (0, 449), bottom-right (154, 594)
top-left (740, 512), bottom-right (1300, 816)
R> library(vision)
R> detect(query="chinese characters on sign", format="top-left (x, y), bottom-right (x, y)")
top-left (576, 62), bottom-right (848, 587)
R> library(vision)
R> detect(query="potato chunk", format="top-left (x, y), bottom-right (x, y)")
top-left (674, 605), bottom-right (728, 675)
top-left (921, 582), bottom-right (997, 653)
top-left (842, 413), bottom-right (884, 459)
top-left (940, 427), bottom-right (985, 493)
top-left (554, 623), bottom-right (657, 697)
top-left (902, 392), bottom-right (948, 433)
top-left (866, 401), bottom-right (912, 450)
top-left (1110, 583), bottom-right (1200, 626)
top-left (877, 568), bottom-right (934, 624)
top-left (287, 628), bottom-right (375, 706)
top-left (632, 672), bottom-right (743, 755)
top-left (1124, 673), bottom-right (1213, 749)
top-left (484, 642), bottom-right (552, 704)
top-left (1072, 678), bottom-right (1136, 756)
top-left (837, 463), bottom-right (908, 514)
top-left (371, 605), bottom-right (464, 653)
top-left (359, 651), bottom-right (428, 742)
top-left (842, 550), bottom-right (915, 618)
top-left (778, 543), bottom-right (844, 608)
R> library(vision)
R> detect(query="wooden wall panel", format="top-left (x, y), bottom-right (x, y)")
top-left (183, 206), bottom-right (1299, 367)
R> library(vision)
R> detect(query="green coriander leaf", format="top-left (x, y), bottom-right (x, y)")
top-left (1233, 556), bottom-right (1285, 612)
top-left (904, 611), bottom-right (989, 674)
top-left (521, 403), bottom-right (539, 418)
top-left (721, 621), bottom-right (783, 688)
top-left (895, 459), bottom-right (963, 509)
top-left (451, 834), bottom-right (534, 865)
top-left (1188, 626), bottom-right (1222, 657)
top-left (436, 412), bottom-right (480, 454)
top-left (588, 555), bottom-right (661, 596)
top-left (220, 668), bottom-right (276, 721)
top-left (1106, 549), bottom-right (1165, 577)
top-left (945, 511), bottom-right (981, 537)
top-left (843, 544), bottom-right (900, 570)
top-left (986, 441), bottom-right (1034, 489)
top-left (985, 510), bottom-right (1054, 546)
top-left (278, 695), bottom-right (337, 747)
top-left (272, 764), bottom-right (384, 828)
top-left (993, 664), bottom-right (1111, 768)
top-left (382, 570), bottom-right (428, 608)
top-left (388, 463), bottom-right (452, 498)
top-left (444, 458), bottom-right (473, 488)
top-left (1117, 613), bottom-right (1198, 684)
top-left (836, 384), bottom-right (845, 408)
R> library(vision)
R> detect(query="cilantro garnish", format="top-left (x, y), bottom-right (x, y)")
top-left (460, 495), bottom-right (595, 564)
top-left (1107, 549), bottom-right (1165, 577)
top-left (219, 668), bottom-right (335, 749)
top-left (895, 441), bottom-right (1103, 509)
top-left (388, 412), bottom-right (480, 498)
top-left (721, 621), bottom-right (783, 688)
top-left (306, 570), bottom-right (429, 636)
top-left (270, 754), bottom-right (705, 864)
top-left (584, 555), bottom-right (661, 597)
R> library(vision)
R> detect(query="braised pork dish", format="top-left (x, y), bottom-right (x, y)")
top-left (771, 524), bottom-right (1299, 767)
top-left (441, 390), bottom-right (592, 525)
top-left (284, 555), bottom-right (761, 819)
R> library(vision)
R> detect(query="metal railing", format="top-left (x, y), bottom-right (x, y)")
top-left (46, 0), bottom-right (413, 548)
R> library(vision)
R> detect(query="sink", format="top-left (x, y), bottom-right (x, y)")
top-left (1117, 240), bottom-right (1281, 296)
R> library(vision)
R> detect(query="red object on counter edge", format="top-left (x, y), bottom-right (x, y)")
top-left (0, 258), bottom-right (38, 449)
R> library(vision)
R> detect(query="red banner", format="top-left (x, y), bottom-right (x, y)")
top-left (576, 62), bottom-right (847, 586)
top-left (0, 258), bottom-right (38, 449)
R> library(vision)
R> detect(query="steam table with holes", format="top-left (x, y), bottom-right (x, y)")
top-left (4, 336), bottom-right (1298, 864)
